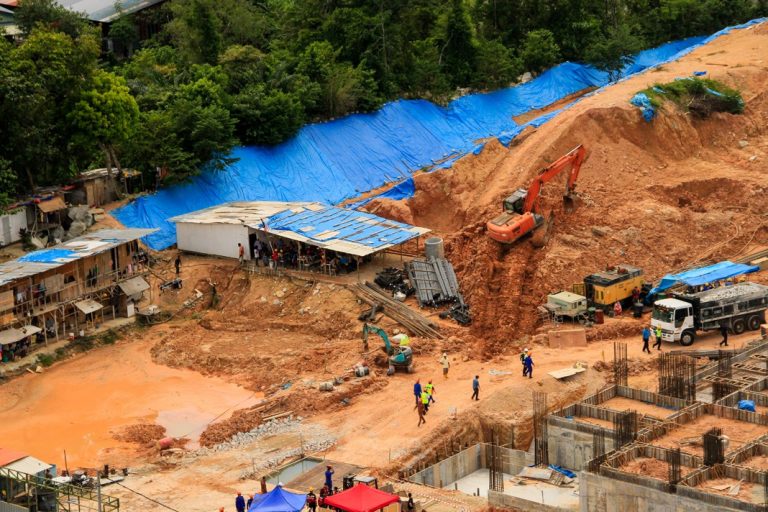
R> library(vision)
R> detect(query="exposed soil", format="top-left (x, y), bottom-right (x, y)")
top-left (599, 396), bottom-right (678, 419)
top-left (114, 424), bottom-right (167, 445)
top-left (697, 477), bottom-right (757, 503)
top-left (367, 21), bottom-right (768, 357)
top-left (619, 457), bottom-right (693, 481)
top-left (651, 414), bottom-right (767, 456)
top-left (2, 19), bottom-right (768, 512)
top-left (737, 454), bottom-right (768, 471)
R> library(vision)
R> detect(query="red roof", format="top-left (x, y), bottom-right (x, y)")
top-left (323, 484), bottom-right (400, 512)
top-left (0, 448), bottom-right (28, 467)
top-left (0, 0), bottom-right (18, 7)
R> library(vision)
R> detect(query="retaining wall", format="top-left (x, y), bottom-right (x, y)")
top-left (489, 489), bottom-right (572, 512)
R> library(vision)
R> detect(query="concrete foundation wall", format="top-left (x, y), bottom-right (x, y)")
top-left (547, 422), bottom-right (615, 471)
top-left (579, 471), bottom-right (742, 512)
top-left (409, 444), bottom-right (528, 488)
top-left (489, 489), bottom-right (572, 512)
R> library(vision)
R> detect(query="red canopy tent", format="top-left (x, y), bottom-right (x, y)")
top-left (323, 484), bottom-right (400, 512)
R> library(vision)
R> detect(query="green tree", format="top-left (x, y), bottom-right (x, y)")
top-left (108, 11), bottom-right (138, 57)
top-left (520, 29), bottom-right (560, 74)
top-left (232, 85), bottom-right (305, 145)
top-left (474, 39), bottom-right (521, 89)
top-left (1, 28), bottom-right (100, 190)
top-left (438, 0), bottom-right (477, 86)
top-left (69, 70), bottom-right (140, 178)
top-left (15, 0), bottom-right (87, 37)
top-left (0, 159), bottom-right (18, 209)
top-left (406, 39), bottom-right (451, 99)
top-left (585, 24), bottom-right (645, 82)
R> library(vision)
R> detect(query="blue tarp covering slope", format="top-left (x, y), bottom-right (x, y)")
top-left (649, 261), bottom-right (760, 296)
top-left (247, 486), bottom-right (306, 512)
top-left (115, 18), bottom-right (765, 250)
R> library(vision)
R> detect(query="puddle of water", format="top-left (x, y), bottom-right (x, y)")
top-left (0, 336), bottom-right (261, 467)
top-left (267, 458), bottom-right (322, 486)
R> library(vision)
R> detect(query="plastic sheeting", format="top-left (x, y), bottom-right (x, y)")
top-left (17, 249), bottom-right (78, 263)
top-left (737, 400), bottom-right (756, 412)
top-left (649, 261), bottom-right (760, 296)
top-left (630, 93), bottom-right (655, 121)
top-left (114, 19), bottom-right (765, 250)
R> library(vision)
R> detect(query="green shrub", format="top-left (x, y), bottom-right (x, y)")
top-left (100, 329), bottom-right (119, 345)
top-left (641, 77), bottom-right (744, 118)
top-left (36, 353), bottom-right (56, 367)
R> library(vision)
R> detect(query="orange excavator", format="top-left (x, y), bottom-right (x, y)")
top-left (486, 144), bottom-right (587, 246)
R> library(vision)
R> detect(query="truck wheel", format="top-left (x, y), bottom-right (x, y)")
top-left (732, 318), bottom-right (746, 335)
top-left (748, 315), bottom-right (762, 331)
top-left (577, 314), bottom-right (587, 325)
top-left (680, 330), bottom-right (695, 346)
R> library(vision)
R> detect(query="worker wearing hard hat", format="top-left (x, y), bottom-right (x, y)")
top-left (520, 348), bottom-right (529, 377)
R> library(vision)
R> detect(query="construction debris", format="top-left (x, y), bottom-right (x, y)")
top-left (350, 282), bottom-right (443, 339)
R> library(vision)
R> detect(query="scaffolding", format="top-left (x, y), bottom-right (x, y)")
top-left (0, 467), bottom-right (119, 512)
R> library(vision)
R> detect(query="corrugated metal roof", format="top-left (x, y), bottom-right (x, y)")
top-left (0, 228), bottom-right (157, 288)
top-left (4, 456), bottom-right (52, 476)
top-left (57, 0), bottom-right (166, 23)
top-left (0, 325), bottom-right (41, 346)
top-left (75, 298), bottom-right (103, 314)
top-left (172, 202), bottom-right (430, 257)
top-left (118, 276), bottom-right (149, 296)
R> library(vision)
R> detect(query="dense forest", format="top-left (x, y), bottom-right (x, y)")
top-left (0, 0), bottom-right (765, 201)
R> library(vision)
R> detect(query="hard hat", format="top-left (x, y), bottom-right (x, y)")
top-left (309, 488), bottom-right (314, 492)
top-left (524, 348), bottom-right (529, 352)
top-left (443, 352), bottom-right (447, 356)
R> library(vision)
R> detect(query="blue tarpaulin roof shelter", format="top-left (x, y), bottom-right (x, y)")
top-left (648, 261), bottom-right (760, 296)
top-left (247, 486), bottom-right (306, 512)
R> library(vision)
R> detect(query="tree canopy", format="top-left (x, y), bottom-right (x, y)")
top-left (0, 0), bottom-right (765, 194)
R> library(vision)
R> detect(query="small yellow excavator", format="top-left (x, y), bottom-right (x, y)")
top-left (362, 323), bottom-right (414, 375)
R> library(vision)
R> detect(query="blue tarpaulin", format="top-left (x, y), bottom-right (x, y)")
top-left (113, 19), bottom-right (765, 250)
top-left (17, 249), bottom-right (78, 263)
top-left (648, 261), bottom-right (760, 296)
top-left (630, 93), bottom-right (655, 121)
top-left (248, 486), bottom-right (306, 512)
top-left (738, 400), bottom-right (756, 412)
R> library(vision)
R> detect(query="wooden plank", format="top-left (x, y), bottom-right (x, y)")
top-left (548, 366), bottom-right (587, 380)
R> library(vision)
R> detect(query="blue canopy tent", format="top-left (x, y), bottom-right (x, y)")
top-left (648, 261), bottom-right (759, 297)
top-left (248, 485), bottom-right (307, 512)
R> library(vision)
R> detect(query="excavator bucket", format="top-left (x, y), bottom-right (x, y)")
top-left (563, 194), bottom-right (576, 213)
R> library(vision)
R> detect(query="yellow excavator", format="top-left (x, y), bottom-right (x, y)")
top-left (362, 323), bottom-right (414, 375)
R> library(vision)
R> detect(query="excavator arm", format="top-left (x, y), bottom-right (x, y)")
top-left (523, 144), bottom-right (586, 214)
top-left (362, 323), bottom-right (392, 354)
top-left (487, 144), bottom-right (587, 245)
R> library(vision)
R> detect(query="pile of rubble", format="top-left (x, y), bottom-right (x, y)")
top-left (195, 417), bottom-right (336, 457)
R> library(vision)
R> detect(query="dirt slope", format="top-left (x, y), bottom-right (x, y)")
top-left (367, 22), bottom-right (768, 354)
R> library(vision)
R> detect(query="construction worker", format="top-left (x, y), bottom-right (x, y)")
top-left (413, 379), bottom-right (422, 407)
top-left (471, 375), bottom-right (480, 400)
top-left (642, 326), bottom-right (651, 354)
top-left (439, 352), bottom-right (450, 378)
top-left (425, 380), bottom-right (435, 405)
top-left (174, 254), bottom-right (181, 276)
top-left (324, 465), bottom-right (334, 491)
top-left (260, 476), bottom-right (267, 494)
top-left (720, 323), bottom-right (729, 347)
top-left (613, 301), bottom-right (622, 317)
top-left (238, 243), bottom-right (245, 265)
top-left (236, 492), bottom-right (246, 512)
top-left (307, 489), bottom-right (317, 512)
top-left (520, 348), bottom-right (529, 376)
top-left (417, 397), bottom-right (426, 427)
top-left (247, 495), bottom-right (254, 510)
top-left (420, 390), bottom-right (430, 413)
top-left (524, 352), bottom-right (534, 379)
top-left (653, 325), bottom-right (663, 351)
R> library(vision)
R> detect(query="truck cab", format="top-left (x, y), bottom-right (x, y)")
top-left (651, 298), bottom-right (696, 345)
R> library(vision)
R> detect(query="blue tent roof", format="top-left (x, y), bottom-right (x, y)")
top-left (648, 261), bottom-right (759, 296)
top-left (248, 486), bottom-right (306, 512)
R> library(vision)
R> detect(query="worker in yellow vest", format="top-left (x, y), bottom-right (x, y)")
top-left (420, 390), bottom-right (430, 413)
top-left (425, 380), bottom-right (436, 406)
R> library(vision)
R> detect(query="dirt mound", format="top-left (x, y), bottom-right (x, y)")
top-left (199, 407), bottom-right (264, 447)
top-left (375, 59), bottom-right (768, 355)
top-left (113, 424), bottom-right (166, 445)
top-left (593, 358), bottom-right (655, 382)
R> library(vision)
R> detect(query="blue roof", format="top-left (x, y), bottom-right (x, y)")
top-left (248, 486), bottom-right (306, 512)
top-left (649, 261), bottom-right (760, 296)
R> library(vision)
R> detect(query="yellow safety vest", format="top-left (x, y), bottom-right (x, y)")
top-left (421, 391), bottom-right (429, 404)
top-left (425, 383), bottom-right (434, 395)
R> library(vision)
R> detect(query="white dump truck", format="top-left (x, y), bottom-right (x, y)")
top-left (651, 282), bottom-right (768, 346)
